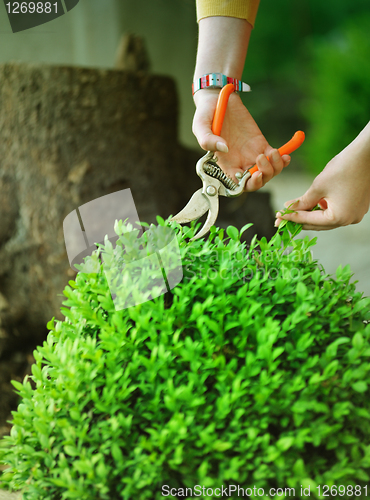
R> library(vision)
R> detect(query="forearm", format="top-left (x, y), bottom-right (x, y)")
top-left (191, 1), bottom-right (282, 185)
top-left (338, 121), bottom-right (370, 183)
top-left (349, 121), bottom-right (370, 163)
top-left (194, 16), bottom-right (252, 83)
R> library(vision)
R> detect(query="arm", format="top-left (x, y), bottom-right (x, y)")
top-left (193, 3), bottom-right (291, 191)
top-left (194, 16), bottom-right (250, 91)
top-left (275, 122), bottom-right (370, 230)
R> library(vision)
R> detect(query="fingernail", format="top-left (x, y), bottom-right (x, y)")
top-left (274, 220), bottom-right (279, 227)
top-left (260, 156), bottom-right (268, 166)
top-left (257, 172), bottom-right (263, 180)
top-left (276, 212), bottom-right (281, 218)
top-left (216, 142), bottom-right (228, 153)
top-left (272, 150), bottom-right (280, 161)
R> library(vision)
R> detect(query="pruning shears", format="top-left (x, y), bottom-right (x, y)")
top-left (171, 83), bottom-right (305, 240)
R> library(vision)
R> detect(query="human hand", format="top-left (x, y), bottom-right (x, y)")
top-left (192, 89), bottom-right (291, 192)
top-left (275, 129), bottom-right (370, 230)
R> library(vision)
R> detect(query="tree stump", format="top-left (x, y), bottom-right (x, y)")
top-left (0, 62), bottom-right (199, 354)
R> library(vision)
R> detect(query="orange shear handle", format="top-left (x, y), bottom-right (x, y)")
top-left (248, 130), bottom-right (305, 175)
top-left (211, 83), bottom-right (235, 136)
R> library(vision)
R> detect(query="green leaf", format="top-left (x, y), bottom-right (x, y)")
top-left (11, 380), bottom-right (24, 393)
top-left (272, 347), bottom-right (285, 360)
top-left (296, 282), bottom-right (307, 299)
top-left (46, 317), bottom-right (56, 330)
top-left (274, 278), bottom-right (287, 295)
top-left (326, 337), bottom-right (350, 358)
top-left (276, 436), bottom-right (294, 451)
top-left (156, 215), bottom-right (165, 226)
top-left (64, 445), bottom-right (79, 457)
top-left (226, 225), bottom-right (239, 241)
top-left (240, 223), bottom-right (253, 237)
top-left (323, 360), bottom-right (338, 378)
top-left (309, 372), bottom-right (322, 385)
top-left (352, 381), bottom-right (368, 393)
top-left (111, 443), bottom-right (124, 463)
top-left (213, 441), bottom-right (233, 451)
top-left (296, 332), bottom-right (314, 352)
top-left (352, 332), bottom-right (364, 349)
top-left (293, 458), bottom-right (306, 476)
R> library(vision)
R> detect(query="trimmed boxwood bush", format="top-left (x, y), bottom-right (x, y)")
top-left (1, 217), bottom-right (370, 499)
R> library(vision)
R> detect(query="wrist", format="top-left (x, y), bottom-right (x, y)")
top-left (193, 87), bottom-right (242, 109)
top-left (192, 73), bottom-right (250, 96)
top-left (193, 87), bottom-right (220, 106)
top-left (194, 16), bottom-right (251, 81)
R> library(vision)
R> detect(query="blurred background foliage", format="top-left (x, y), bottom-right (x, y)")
top-left (243, 0), bottom-right (370, 174)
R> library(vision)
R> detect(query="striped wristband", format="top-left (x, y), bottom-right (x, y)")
top-left (192, 73), bottom-right (251, 95)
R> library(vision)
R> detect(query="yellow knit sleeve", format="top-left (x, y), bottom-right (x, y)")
top-left (196, 0), bottom-right (260, 28)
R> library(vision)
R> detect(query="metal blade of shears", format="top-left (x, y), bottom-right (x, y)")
top-left (170, 188), bottom-right (210, 224)
top-left (190, 191), bottom-right (219, 240)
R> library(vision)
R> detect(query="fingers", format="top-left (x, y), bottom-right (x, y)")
top-left (249, 149), bottom-right (288, 185)
top-left (275, 204), bottom-right (358, 231)
top-left (274, 185), bottom-right (341, 230)
top-left (244, 170), bottom-right (264, 192)
top-left (284, 185), bottom-right (324, 211)
top-left (268, 149), bottom-right (285, 177)
top-left (281, 154), bottom-right (291, 168)
top-left (275, 207), bottom-right (331, 229)
top-left (243, 149), bottom-right (291, 192)
top-left (274, 183), bottom-right (326, 229)
top-left (275, 216), bottom-right (341, 231)
top-left (275, 216), bottom-right (339, 231)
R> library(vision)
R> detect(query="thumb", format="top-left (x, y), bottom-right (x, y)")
top-left (192, 116), bottom-right (228, 153)
top-left (196, 131), bottom-right (229, 153)
top-left (192, 92), bottom-right (229, 153)
top-left (284, 184), bottom-right (324, 211)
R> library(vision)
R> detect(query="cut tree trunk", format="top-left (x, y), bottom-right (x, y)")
top-left (0, 62), bottom-right (198, 355)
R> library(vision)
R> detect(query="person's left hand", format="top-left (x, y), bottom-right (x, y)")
top-left (274, 136), bottom-right (370, 230)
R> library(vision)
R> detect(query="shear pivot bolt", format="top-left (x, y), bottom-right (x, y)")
top-left (206, 185), bottom-right (217, 196)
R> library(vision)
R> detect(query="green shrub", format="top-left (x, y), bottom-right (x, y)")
top-left (1, 217), bottom-right (370, 500)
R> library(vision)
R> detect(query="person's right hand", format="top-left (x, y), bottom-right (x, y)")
top-left (193, 89), bottom-right (291, 192)
top-left (275, 126), bottom-right (370, 230)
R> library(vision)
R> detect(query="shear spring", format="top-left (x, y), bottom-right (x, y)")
top-left (204, 161), bottom-right (238, 191)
